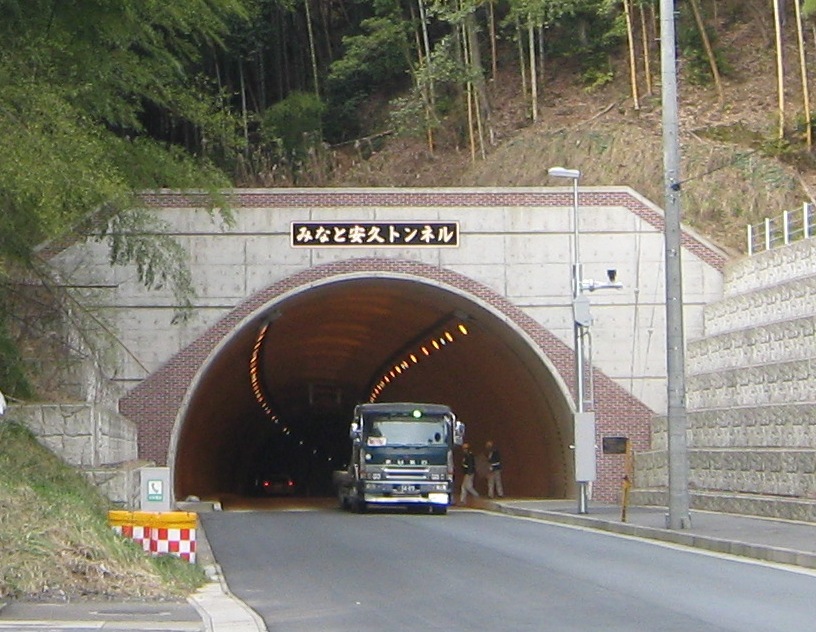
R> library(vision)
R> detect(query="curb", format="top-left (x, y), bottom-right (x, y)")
top-left (491, 503), bottom-right (816, 570)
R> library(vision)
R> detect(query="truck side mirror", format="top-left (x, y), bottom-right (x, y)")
top-left (453, 420), bottom-right (465, 446)
top-left (349, 422), bottom-right (361, 445)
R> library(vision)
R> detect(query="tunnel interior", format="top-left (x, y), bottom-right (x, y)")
top-left (174, 276), bottom-right (575, 503)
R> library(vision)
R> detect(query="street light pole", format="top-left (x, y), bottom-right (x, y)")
top-left (549, 166), bottom-right (595, 514)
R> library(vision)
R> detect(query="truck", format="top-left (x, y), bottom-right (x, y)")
top-left (333, 402), bottom-right (465, 514)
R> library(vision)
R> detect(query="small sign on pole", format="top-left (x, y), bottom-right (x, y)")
top-left (140, 466), bottom-right (171, 511)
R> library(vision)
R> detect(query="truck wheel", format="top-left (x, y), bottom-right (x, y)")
top-left (353, 498), bottom-right (367, 514)
top-left (431, 505), bottom-right (448, 515)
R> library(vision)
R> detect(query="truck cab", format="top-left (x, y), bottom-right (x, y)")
top-left (334, 402), bottom-right (465, 514)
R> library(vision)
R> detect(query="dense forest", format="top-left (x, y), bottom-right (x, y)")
top-left (2, 0), bottom-right (816, 398)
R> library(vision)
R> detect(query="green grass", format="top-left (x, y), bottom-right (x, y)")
top-left (0, 419), bottom-right (206, 600)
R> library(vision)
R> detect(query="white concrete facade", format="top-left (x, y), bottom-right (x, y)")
top-left (49, 187), bottom-right (727, 416)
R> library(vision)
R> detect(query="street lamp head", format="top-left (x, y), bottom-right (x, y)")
top-left (548, 166), bottom-right (581, 180)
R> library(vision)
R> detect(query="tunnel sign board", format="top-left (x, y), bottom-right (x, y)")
top-left (291, 221), bottom-right (459, 247)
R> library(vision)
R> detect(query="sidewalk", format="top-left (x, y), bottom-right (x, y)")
top-left (483, 498), bottom-right (816, 570)
top-left (3, 499), bottom-right (815, 630)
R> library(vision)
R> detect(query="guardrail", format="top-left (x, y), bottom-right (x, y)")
top-left (747, 203), bottom-right (815, 255)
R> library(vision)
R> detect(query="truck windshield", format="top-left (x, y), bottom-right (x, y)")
top-left (365, 416), bottom-right (448, 447)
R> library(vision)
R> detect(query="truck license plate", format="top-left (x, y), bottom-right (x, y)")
top-left (396, 484), bottom-right (417, 494)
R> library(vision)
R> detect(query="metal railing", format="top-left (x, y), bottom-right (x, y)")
top-left (747, 203), bottom-right (816, 255)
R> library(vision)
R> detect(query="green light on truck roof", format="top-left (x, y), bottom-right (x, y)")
top-left (412, 409), bottom-right (422, 418)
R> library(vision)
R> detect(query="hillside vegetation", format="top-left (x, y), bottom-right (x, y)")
top-left (0, 419), bottom-right (205, 601)
top-left (315, 16), bottom-right (814, 255)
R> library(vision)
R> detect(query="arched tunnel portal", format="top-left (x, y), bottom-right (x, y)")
top-left (172, 274), bottom-right (576, 503)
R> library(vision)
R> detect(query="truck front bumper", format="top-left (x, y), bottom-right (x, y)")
top-left (362, 482), bottom-right (450, 505)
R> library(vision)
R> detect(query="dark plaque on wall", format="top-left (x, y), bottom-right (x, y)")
top-left (602, 436), bottom-right (629, 454)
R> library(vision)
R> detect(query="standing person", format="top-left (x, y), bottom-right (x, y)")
top-left (485, 440), bottom-right (504, 498)
top-left (459, 443), bottom-right (479, 505)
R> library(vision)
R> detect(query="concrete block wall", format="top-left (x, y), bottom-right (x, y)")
top-left (85, 460), bottom-right (152, 508)
top-left (8, 404), bottom-right (145, 508)
top-left (632, 239), bottom-right (816, 521)
top-left (723, 237), bottom-right (816, 297)
top-left (632, 414), bottom-right (668, 492)
top-left (9, 404), bottom-right (138, 467)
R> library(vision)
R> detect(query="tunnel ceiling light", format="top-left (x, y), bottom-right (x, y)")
top-left (367, 319), bottom-right (475, 402)
top-left (250, 321), bottom-right (280, 422)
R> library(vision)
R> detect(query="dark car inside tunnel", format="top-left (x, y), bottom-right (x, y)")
top-left (173, 277), bottom-right (575, 507)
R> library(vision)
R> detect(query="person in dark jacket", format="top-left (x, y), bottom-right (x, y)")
top-left (485, 440), bottom-right (504, 498)
top-left (459, 443), bottom-right (480, 504)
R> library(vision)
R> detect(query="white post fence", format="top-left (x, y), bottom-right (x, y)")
top-left (747, 202), bottom-right (815, 255)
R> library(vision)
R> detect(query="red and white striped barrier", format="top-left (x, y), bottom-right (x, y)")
top-left (109, 511), bottom-right (197, 563)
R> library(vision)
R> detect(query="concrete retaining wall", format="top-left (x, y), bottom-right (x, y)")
top-left (8, 403), bottom-right (138, 467)
top-left (48, 187), bottom-right (727, 418)
top-left (632, 238), bottom-right (816, 521)
top-left (7, 403), bottom-right (144, 508)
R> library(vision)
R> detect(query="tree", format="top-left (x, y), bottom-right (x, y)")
top-left (0, 0), bottom-right (247, 396)
top-left (325, 11), bottom-right (413, 141)
top-left (773, 0), bottom-right (786, 140)
top-left (622, 0), bottom-right (640, 109)
top-left (260, 90), bottom-right (326, 179)
top-left (795, 0), bottom-right (812, 149)
top-left (688, 0), bottom-right (724, 104)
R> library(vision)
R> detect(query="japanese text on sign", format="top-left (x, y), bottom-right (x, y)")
top-left (291, 222), bottom-right (459, 247)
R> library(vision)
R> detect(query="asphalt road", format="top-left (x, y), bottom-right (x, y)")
top-left (200, 507), bottom-right (816, 632)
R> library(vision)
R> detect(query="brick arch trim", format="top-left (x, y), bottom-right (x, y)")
top-left (120, 257), bottom-right (655, 480)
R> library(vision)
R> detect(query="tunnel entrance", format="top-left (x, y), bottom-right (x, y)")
top-left (172, 274), bottom-right (575, 505)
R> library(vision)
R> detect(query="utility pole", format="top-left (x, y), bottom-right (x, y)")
top-left (660, 0), bottom-right (692, 529)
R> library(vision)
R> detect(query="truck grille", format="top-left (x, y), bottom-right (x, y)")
top-left (382, 467), bottom-right (429, 480)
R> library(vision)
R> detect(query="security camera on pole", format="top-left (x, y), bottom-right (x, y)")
top-left (548, 167), bottom-right (622, 514)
